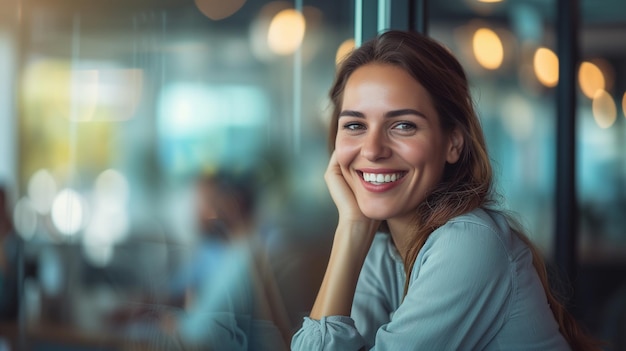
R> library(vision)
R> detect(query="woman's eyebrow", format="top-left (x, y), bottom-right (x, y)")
top-left (338, 110), bottom-right (364, 118)
top-left (338, 109), bottom-right (427, 119)
top-left (384, 109), bottom-right (427, 119)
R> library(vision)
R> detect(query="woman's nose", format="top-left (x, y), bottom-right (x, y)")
top-left (360, 129), bottom-right (391, 161)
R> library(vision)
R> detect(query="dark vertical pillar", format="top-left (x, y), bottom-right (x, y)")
top-left (409, 0), bottom-right (428, 35)
top-left (555, 0), bottom-right (579, 311)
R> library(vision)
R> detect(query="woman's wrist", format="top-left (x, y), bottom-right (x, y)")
top-left (309, 219), bottom-right (378, 319)
top-left (334, 219), bottom-right (379, 251)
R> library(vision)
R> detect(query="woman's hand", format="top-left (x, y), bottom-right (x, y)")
top-left (325, 151), bottom-right (376, 226)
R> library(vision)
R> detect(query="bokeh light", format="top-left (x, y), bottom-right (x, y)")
top-left (27, 169), bottom-right (58, 214)
top-left (592, 90), bottom-right (617, 129)
top-left (83, 236), bottom-right (115, 268)
top-left (622, 92), bottom-right (626, 118)
top-left (249, 1), bottom-right (291, 62)
top-left (335, 38), bottom-right (355, 66)
top-left (94, 169), bottom-right (130, 206)
top-left (194, 0), bottom-right (246, 20)
top-left (591, 58), bottom-right (615, 92)
top-left (578, 61), bottom-right (605, 99)
top-left (82, 169), bottom-right (131, 266)
top-left (51, 188), bottom-right (86, 236)
top-left (267, 9), bottom-right (306, 55)
top-left (533, 47), bottom-right (559, 88)
top-left (13, 197), bottom-right (38, 240)
top-left (472, 27), bottom-right (503, 70)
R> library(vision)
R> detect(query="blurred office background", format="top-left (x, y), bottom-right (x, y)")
top-left (0, 0), bottom-right (624, 350)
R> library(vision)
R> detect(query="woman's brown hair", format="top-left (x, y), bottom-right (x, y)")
top-left (327, 30), bottom-right (602, 351)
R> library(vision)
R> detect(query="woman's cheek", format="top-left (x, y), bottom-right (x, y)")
top-left (334, 139), bottom-right (357, 170)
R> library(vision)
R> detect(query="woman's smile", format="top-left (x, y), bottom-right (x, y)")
top-left (357, 169), bottom-right (408, 193)
top-left (359, 170), bottom-right (407, 184)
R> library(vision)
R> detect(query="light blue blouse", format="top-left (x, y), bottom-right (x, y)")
top-left (291, 208), bottom-right (571, 350)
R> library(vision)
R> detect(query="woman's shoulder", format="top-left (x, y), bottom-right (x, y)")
top-left (447, 207), bottom-right (510, 232)
top-left (422, 207), bottom-right (518, 265)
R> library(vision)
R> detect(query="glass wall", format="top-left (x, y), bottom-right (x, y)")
top-left (4, 0), bottom-right (353, 349)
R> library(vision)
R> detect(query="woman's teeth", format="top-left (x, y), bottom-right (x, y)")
top-left (362, 172), bottom-right (403, 184)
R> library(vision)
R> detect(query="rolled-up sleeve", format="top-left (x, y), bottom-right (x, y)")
top-left (291, 316), bottom-right (366, 351)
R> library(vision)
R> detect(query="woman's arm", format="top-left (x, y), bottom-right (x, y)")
top-left (310, 152), bottom-right (380, 319)
top-left (310, 220), bottom-right (378, 319)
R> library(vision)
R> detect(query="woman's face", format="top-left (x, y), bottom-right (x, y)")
top-left (335, 63), bottom-right (461, 223)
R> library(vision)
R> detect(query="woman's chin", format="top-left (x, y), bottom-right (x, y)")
top-left (359, 209), bottom-right (391, 222)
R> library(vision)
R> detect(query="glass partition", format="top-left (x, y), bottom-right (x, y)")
top-left (6, 1), bottom-right (354, 349)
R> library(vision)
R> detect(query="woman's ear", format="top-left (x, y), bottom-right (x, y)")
top-left (446, 129), bottom-right (463, 164)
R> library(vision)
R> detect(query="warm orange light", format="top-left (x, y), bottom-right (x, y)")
top-left (533, 47), bottom-right (559, 88)
top-left (472, 28), bottom-right (503, 70)
top-left (592, 58), bottom-right (615, 91)
top-left (267, 9), bottom-right (306, 55)
top-left (477, 0), bottom-right (503, 2)
top-left (335, 39), bottom-right (355, 66)
top-left (194, 0), bottom-right (246, 20)
top-left (592, 90), bottom-right (616, 129)
top-left (578, 61), bottom-right (605, 99)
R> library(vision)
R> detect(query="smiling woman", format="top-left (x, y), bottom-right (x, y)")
top-left (291, 30), bottom-right (602, 351)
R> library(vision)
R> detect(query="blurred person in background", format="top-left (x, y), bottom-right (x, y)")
top-left (291, 30), bottom-right (602, 351)
top-left (163, 170), bottom-right (290, 351)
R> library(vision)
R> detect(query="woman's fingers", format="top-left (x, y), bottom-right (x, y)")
top-left (324, 152), bottom-right (367, 223)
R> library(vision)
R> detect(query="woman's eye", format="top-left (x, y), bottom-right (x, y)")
top-left (342, 122), bottom-right (365, 131)
top-left (393, 122), bottom-right (416, 131)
